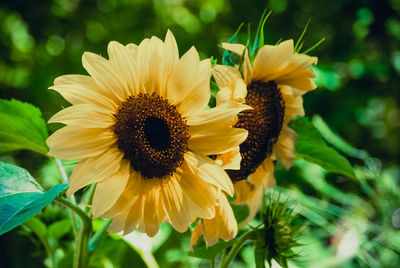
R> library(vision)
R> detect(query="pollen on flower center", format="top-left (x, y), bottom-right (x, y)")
top-left (113, 93), bottom-right (190, 179)
top-left (227, 81), bottom-right (285, 182)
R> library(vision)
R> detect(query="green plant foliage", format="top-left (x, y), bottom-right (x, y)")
top-left (24, 216), bottom-right (47, 239)
top-left (188, 238), bottom-right (237, 260)
top-left (48, 219), bottom-right (71, 239)
top-left (232, 204), bottom-right (250, 224)
top-left (290, 116), bottom-right (356, 179)
top-left (0, 161), bottom-right (67, 235)
top-left (0, 99), bottom-right (49, 154)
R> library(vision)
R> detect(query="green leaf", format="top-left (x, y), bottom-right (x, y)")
top-left (48, 219), bottom-right (71, 239)
top-left (232, 204), bottom-right (250, 224)
top-left (290, 117), bottom-right (356, 179)
top-left (0, 99), bottom-right (49, 154)
top-left (0, 161), bottom-right (67, 236)
top-left (188, 239), bottom-right (237, 260)
top-left (24, 217), bottom-right (47, 239)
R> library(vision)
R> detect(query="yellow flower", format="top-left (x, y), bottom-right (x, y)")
top-left (190, 191), bottom-right (237, 248)
top-left (213, 40), bottom-right (317, 221)
top-left (46, 30), bottom-right (249, 237)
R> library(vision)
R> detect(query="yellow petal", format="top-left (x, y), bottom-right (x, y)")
top-left (167, 46), bottom-right (200, 102)
top-left (260, 157), bottom-right (277, 188)
top-left (67, 147), bottom-right (124, 196)
top-left (215, 147), bottom-right (242, 170)
top-left (82, 52), bottom-right (129, 103)
top-left (187, 102), bottom-right (250, 127)
top-left (191, 192), bottom-right (238, 247)
top-left (107, 41), bottom-right (139, 96)
top-left (283, 94), bottom-right (304, 122)
top-left (243, 48), bottom-right (253, 85)
top-left (212, 64), bottom-right (241, 91)
top-left (91, 160), bottom-right (130, 218)
top-left (162, 175), bottom-right (191, 232)
top-left (47, 126), bottom-right (116, 160)
top-left (189, 126), bottom-right (248, 155)
top-left (50, 75), bottom-right (117, 109)
top-left (48, 104), bottom-right (115, 128)
top-left (273, 125), bottom-right (296, 169)
top-left (140, 187), bottom-right (162, 237)
top-left (215, 192), bottom-right (237, 242)
top-left (178, 162), bottom-right (218, 219)
top-left (184, 152), bottom-right (234, 196)
top-left (220, 43), bottom-right (245, 55)
top-left (215, 87), bottom-right (232, 106)
top-left (252, 40), bottom-right (294, 82)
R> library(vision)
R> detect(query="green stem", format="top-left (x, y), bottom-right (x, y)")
top-left (53, 158), bottom-right (78, 236)
top-left (220, 230), bottom-right (257, 268)
top-left (89, 219), bottom-right (112, 253)
top-left (56, 197), bottom-right (92, 268)
top-left (84, 184), bottom-right (96, 214)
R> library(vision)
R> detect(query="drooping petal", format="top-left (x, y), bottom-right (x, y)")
top-left (243, 48), bottom-right (253, 85)
top-left (273, 125), bottom-right (296, 169)
top-left (221, 42), bottom-right (245, 55)
top-left (178, 164), bottom-right (217, 219)
top-left (184, 152), bottom-right (234, 196)
top-left (215, 147), bottom-right (242, 170)
top-left (190, 192), bottom-right (237, 248)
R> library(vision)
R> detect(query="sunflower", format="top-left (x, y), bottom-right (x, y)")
top-left (46, 30), bottom-right (250, 237)
top-left (213, 39), bottom-right (317, 222)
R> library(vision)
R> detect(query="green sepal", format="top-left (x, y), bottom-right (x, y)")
top-left (222, 22), bottom-right (244, 66)
top-left (251, 10), bottom-right (272, 58)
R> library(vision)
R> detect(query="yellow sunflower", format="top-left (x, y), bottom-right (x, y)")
top-left (213, 39), bottom-right (317, 223)
top-left (46, 30), bottom-right (250, 237)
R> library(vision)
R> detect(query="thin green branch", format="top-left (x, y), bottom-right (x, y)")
top-left (220, 230), bottom-right (258, 268)
top-left (52, 157), bottom-right (78, 236)
top-left (89, 219), bottom-right (112, 253)
top-left (56, 196), bottom-right (93, 268)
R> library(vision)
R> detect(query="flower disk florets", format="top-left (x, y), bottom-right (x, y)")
top-left (113, 92), bottom-right (190, 179)
top-left (227, 81), bottom-right (285, 182)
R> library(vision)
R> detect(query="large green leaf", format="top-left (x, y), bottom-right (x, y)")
top-left (0, 161), bottom-right (67, 236)
top-left (290, 117), bottom-right (356, 179)
top-left (0, 99), bottom-right (49, 154)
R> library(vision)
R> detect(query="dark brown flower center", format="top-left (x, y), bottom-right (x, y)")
top-left (113, 93), bottom-right (189, 179)
top-left (227, 81), bottom-right (285, 182)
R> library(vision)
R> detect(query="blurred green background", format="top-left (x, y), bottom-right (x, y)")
top-left (0, 0), bottom-right (399, 267)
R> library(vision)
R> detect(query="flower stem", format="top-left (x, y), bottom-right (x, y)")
top-left (220, 230), bottom-right (257, 268)
top-left (89, 219), bottom-right (112, 253)
top-left (52, 157), bottom-right (78, 236)
top-left (56, 197), bottom-right (92, 268)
